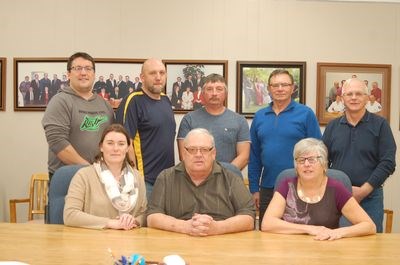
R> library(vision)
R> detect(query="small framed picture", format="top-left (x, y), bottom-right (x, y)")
top-left (316, 62), bottom-right (391, 125)
top-left (236, 61), bottom-right (306, 118)
top-left (163, 59), bottom-right (228, 113)
top-left (0, 57), bottom-right (6, 111)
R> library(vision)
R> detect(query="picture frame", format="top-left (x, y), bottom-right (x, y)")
top-left (91, 58), bottom-right (145, 109)
top-left (0, 57), bottom-right (6, 111)
top-left (14, 57), bottom-right (68, 111)
top-left (316, 62), bottom-right (391, 125)
top-left (14, 57), bottom-right (145, 111)
top-left (163, 59), bottom-right (228, 114)
top-left (236, 61), bottom-right (306, 118)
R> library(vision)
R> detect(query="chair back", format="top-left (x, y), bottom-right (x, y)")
top-left (275, 168), bottom-right (352, 192)
top-left (47, 165), bottom-right (84, 224)
top-left (29, 173), bottom-right (49, 220)
top-left (9, 173), bottom-right (49, 222)
top-left (384, 209), bottom-right (394, 233)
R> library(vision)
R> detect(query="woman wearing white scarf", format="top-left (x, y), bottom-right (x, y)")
top-left (64, 124), bottom-right (147, 230)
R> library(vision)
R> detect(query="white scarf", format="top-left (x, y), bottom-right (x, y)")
top-left (94, 162), bottom-right (139, 214)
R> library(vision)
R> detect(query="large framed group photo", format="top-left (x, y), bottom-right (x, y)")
top-left (236, 61), bottom-right (306, 118)
top-left (163, 59), bottom-right (228, 114)
top-left (316, 62), bottom-right (391, 125)
top-left (14, 57), bottom-right (144, 111)
top-left (92, 58), bottom-right (144, 109)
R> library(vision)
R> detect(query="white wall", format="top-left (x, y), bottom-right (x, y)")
top-left (0, 0), bottom-right (399, 231)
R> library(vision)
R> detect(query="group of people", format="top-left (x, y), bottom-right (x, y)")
top-left (93, 74), bottom-right (142, 102)
top-left (18, 73), bottom-right (68, 107)
top-left (41, 52), bottom-right (395, 240)
top-left (170, 74), bottom-right (205, 110)
top-left (327, 79), bottom-right (383, 114)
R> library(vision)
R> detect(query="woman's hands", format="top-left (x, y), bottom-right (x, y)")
top-left (107, 214), bottom-right (140, 230)
top-left (308, 225), bottom-right (343, 241)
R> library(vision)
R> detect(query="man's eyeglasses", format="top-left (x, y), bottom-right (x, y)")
top-left (184, 146), bottom-right (214, 155)
top-left (70, 66), bottom-right (94, 72)
top-left (269, 83), bottom-right (292, 89)
top-left (342, 92), bottom-right (367, 98)
top-left (295, 156), bottom-right (322, 165)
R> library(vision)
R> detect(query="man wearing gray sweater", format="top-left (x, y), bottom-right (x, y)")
top-left (42, 52), bottom-right (114, 178)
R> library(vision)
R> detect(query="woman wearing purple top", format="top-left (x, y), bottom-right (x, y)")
top-left (261, 138), bottom-right (375, 240)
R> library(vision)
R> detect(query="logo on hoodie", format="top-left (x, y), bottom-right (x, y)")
top-left (80, 115), bottom-right (108, 131)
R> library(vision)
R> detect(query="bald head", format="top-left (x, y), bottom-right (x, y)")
top-left (141, 58), bottom-right (164, 74)
top-left (140, 58), bottom-right (166, 99)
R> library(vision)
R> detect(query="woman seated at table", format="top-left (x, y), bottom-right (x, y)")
top-left (64, 124), bottom-right (147, 230)
top-left (261, 138), bottom-right (376, 240)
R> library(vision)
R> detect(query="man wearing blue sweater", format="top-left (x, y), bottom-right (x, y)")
top-left (248, 69), bottom-right (321, 229)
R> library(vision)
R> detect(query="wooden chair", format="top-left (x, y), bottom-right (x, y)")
top-left (9, 173), bottom-right (49, 223)
top-left (384, 209), bottom-right (394, 233)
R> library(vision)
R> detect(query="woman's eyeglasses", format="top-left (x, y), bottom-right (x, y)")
top-left (295, 156), bottom-right (321, 164)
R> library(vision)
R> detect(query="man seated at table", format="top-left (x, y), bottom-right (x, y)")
top-left (147, 128), bottom-right (255, 236)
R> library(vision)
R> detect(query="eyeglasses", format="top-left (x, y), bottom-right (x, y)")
top-left (342, 92), bottom-right (367, 98)
top-left (269, 83), bottom-right (292, 89)
top-left (70, 66), bottom-right (94, 72)
top-left (295, 156), bottom-right (322, 165)
top-left (184, 146), bottom-right (214, 155)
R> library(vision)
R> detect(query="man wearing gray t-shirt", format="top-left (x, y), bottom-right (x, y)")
top-left (177, 74), bottom-right (250, 177)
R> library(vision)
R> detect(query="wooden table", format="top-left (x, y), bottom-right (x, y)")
top-left (0, 223), bottom-right (399, 264)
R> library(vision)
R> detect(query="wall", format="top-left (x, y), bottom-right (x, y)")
top-left (0, 0), bottom-right (399, 231)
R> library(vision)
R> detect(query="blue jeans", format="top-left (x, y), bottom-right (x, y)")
top-left (145, 181), bottom-right (154, 202)
top-left (340, 187), bottom-right (384, 232)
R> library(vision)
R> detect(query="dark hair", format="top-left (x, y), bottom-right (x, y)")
top-left (268, 69), bottom-right (294, 85)
top-left (67, 52), bottom-right (96, 72)
top-left (202, 73), bottom-right (227, 90)
top-left (94, 124), bottom-right (133, 167)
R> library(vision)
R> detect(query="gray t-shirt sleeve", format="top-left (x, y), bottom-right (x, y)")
top-left (177, 114), bottom-right (192, 140)
top-left (237, 115), bottom-right (250, 143)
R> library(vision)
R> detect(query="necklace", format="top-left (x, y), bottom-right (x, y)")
top-left (297, 188), bottom-right (321, 203)
top-left (297, 177), bottom-right (326, 203)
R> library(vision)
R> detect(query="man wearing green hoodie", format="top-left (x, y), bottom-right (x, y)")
top-left (42, 52), bottom-right (114, 179)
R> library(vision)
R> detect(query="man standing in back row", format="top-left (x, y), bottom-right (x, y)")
top-left (116, 58), bottom-right (176, 200)
top-left (177, 74), bottom-right (250, 177)
top-left (42, 52), bottom-right (114, 179)
top-left (248, 69), bottom-right (321, 229)
top-left (323, 78), bottom-right (396, 232)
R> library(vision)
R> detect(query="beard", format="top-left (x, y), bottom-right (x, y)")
top-left (147, 84), bottom-right (164, 95)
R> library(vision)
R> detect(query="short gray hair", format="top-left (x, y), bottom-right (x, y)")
top-left (342, 78), bottom-right (368, 95)
top-left (202, 73), bottom-right (227, 91)
top-left (293, 138), bottom-right (328, 170)
top-left (183, 128), bottom-right (215, 147)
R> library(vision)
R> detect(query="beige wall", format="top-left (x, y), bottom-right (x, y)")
top-left (0, 0), bottom-right (399, 231)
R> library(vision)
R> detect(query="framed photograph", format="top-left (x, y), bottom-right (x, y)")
top-left (316, 62), bottom-right (391, 125)
top-left (14, 58), bottom-right (68, 111)
top-left (163, 59), bottom-right (228, 114)
top-left (0, 57), bottom-right (6, 111)
top-left (91, 58), bottom-right (145, 109)
top-left (14, 58), bottom-right (144, 111)
top-left (236, 61), bottom-right (306, 118)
